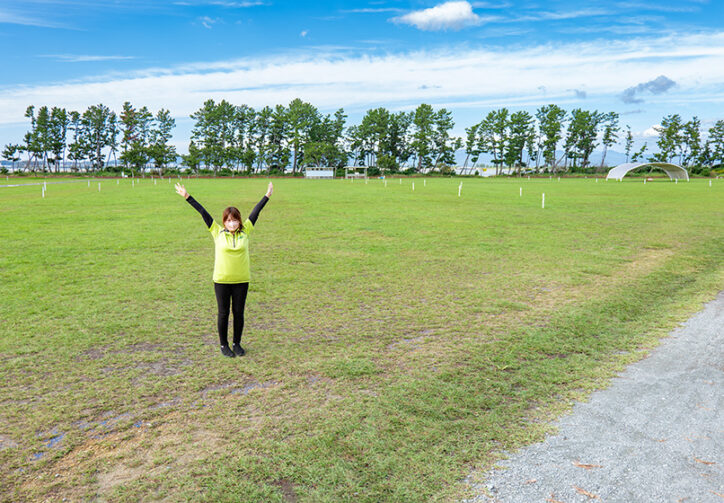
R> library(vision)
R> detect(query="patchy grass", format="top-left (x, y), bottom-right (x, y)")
top-left (1, 176), bottom-right (722, 502)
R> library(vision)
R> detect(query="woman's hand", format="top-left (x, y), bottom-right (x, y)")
top-left (175, 183), bottom-right (189, 199)
top-left (266, 182), bottom-right (273, 198)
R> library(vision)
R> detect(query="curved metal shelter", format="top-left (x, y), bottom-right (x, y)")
top-left (606, 162), bottom-right (689, 181)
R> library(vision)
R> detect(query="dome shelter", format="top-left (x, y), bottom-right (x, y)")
top-left (606, 162), bottom-right (689, 181)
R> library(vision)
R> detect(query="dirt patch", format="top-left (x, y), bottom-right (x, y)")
top-left (0, 434), bottom-right (19, 450)
top-left (134, 359), bottom-right (193, 377)
top-left (386, 335), bottom-right (426, 351)
top-left (19, 411), bottom-right (228, 502)
top-left (271, 478), bottom-right (299, 503)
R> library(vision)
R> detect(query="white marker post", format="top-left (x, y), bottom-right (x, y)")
top-left (117, 179), bottom-right (119, 185)
top-left (710, 179), bottom-right (712, 187)
top-left (424, 179), bottom-right (426, 187)
top-left (542, 193), bottom-right (545, 209)
top-left (558, 177), bottom-right (560, 182)
top-left (675, 179), bottom-right (678, 184)
top-left (132, 180), bottom-right (135, 188)
top-left (154, 179), bottom-right (157, 185)
top-left (42, 188), bottom-right (45, 198)
top-left (520, 187), bottom-right (522, 197)
top-left (44, 181), bottom-right (47, 191)
top-left (412, 182), bottom-right (415, 191)
top-left (384, 179), bottom-right (387, 187)
top-left (98, 182), bottom-right (101, 192)
top-left (399, 178), bottom-right (402, 185)
top-left (644, 178), bottom-right (646, 184)
top-left (458, 182), bottom-right (462, 197)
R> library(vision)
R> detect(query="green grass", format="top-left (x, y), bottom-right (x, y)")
top-left (1, 176), bottom-right (722, 502)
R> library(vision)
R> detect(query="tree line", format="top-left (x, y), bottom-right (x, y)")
top-left (3, 100), bottom-right (724, 175)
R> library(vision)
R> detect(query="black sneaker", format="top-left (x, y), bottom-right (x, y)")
top-left (232, 343), bottom-right (245, 357)
top-left (220, 345), bottom-right (236, 358)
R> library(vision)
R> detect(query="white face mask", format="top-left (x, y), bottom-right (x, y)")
top-left (225, 220), bottom-right (240, 231)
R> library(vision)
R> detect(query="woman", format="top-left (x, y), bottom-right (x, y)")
top-left (175, 182), bottom-right (273, 358)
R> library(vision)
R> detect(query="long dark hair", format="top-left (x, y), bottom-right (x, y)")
top-left (222, 206), bottom-right (243, 233)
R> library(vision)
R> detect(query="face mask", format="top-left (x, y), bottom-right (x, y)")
top-left (225, 220), bottom-right (240, 231)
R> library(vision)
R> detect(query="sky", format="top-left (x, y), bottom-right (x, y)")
top-left (1, 0), bottom-right (723, 156)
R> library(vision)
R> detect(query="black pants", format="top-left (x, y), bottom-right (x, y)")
top-left (214, 282), bottom-right (249, 346)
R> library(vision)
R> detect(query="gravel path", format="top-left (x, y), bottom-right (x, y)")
top-left (465, 291), bottom-right (724, 503)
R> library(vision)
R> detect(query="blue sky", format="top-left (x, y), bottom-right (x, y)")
top-left (1, 0), bottom-right (723, 154)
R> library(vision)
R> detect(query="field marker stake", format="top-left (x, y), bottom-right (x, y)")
top-left (520, 187), bottom-right (522, 197)
top-left (542, 193), bottom-right (545, 208)
top-left (675, 179), bottom-right (678, 184)
top-left (644, 179), bottom-right (646, 184)
top-left (558, 177), bottom-right (560, 182)
top-left (132, 180), bottom-right (135, 188)
top-left (399, 178), bottom-right (402, 185)
top-left (42, 188), bottom-right (45, 198)
top-left (528, 175), bottom-right (530, 180)
top-left (458, 182), bottom-right (462, 197)
top-left (424, 179), bottom-right (426, 187)
top-left (154, 179), bottom-right (157, 185)
top-left (98, 182), bottom-right (101, 192)
top-left (710, 180), bottom-right (712, 187)
top-left (384, 179), bottom-right (387, 187)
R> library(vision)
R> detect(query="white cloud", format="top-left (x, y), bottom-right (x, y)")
top-left (643, 125), bottom-right (661, 137)
top-left (391, 1), bottom-right (485, 31)
top-left (0, 8), bottom-right (69, 28)
top-left (1, 32), bottom-right (724, 134)
top-left (199, 16), bottom-right (218, 29)
top-left (40, 54), bottom-right (135, 63)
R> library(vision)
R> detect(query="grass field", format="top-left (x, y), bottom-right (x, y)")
top-left (1, 176), bottom-right (722, 502)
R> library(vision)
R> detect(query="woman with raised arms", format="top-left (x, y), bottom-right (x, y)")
top-left (175, 182), bottom-right (272, 358)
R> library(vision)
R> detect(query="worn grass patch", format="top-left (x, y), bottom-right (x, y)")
top-left (1, 176), bottom-right (722, 502)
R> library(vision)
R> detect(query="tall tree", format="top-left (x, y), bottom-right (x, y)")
top-left (431, 108), bottom-right (457, 169)
top-left (190, 99), bottom-right (227, 175)
top-left (505, 111), bottom-right (535, 175)
top-left (624, 126), bottom-right (634, 163)
top-left (535, 105), bottom-right (566, 172)
top-left (82, 104), bottom-right (116, 171)
top-left (652, 114), bottom-right (682, 163)
top-left (252, 106), bottom-right (273, 172)
top-left (67, 111), bottom-right (87, 171)
top-left (681, 117), bottom-right (701, 168)
top-left (286, 98), bottom-right (319, 173)
top-left (48, 107), bottom-right (69, 172)
top-left (411, 103), bottom-right (436, 172)
top-left (2, 144), bottom-right (22, 171)
top-left (599, 112), bottom-right (620, 170)
top-left (564, 109), bottom-right (604, 170)
top-left (120, 102), bottom-right (152, 172)
top-left (708, 120), bottom-right (724, 167)
top-left (148, 108), bottom-right (177, 174)
top-left (23, 106), bottom-right (42, 171)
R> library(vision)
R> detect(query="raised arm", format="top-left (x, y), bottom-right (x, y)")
top-left (175, 183), bottom-right (213, 229)
top-left (249, 182), bottom-right (273, 225)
